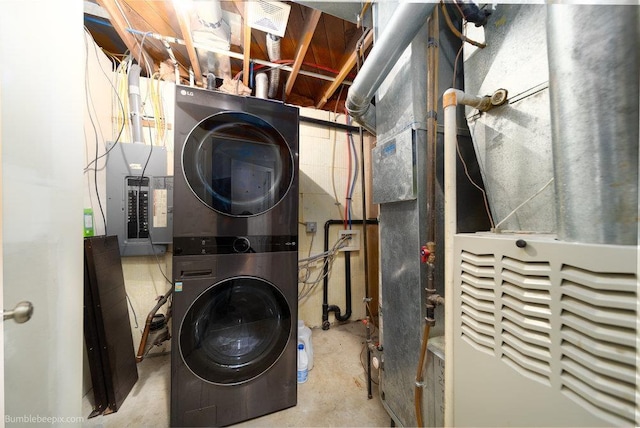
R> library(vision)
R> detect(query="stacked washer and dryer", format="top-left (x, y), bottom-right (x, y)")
top-left (171, 86), bottom-right (299, 427)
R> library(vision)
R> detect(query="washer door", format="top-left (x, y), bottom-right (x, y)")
top-left (180, 276), bottom-right (291, 385)
top-left (182, 111), bottom-right (294, 216)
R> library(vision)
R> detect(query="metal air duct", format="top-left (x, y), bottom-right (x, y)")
top-left (193, 0), bottom-right (232, 81)
top-left (345, 2), bottom-right (436, 134)
top-left (266, 33), bottom-right (281, 98)
top-left (547, 5), bottom-right (639, 245)
top-left (128, 63), bottom-right (144, 144)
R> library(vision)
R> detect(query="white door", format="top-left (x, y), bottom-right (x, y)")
top-left (0, 1), bottom-right (84, 426)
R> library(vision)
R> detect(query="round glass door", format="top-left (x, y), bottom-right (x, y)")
top-left (180, 277), bottom-right (291, 385)
top-left (182, 111), bottom-right (294, 216)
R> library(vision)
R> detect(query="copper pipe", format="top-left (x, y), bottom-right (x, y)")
top-left (414, 323), bottom-right (431, 427)
top-left (426, 8), bottom-right (439, 244)
top-left (440, 2), bottom-right (486, 49)
top-left (415, 10), bottom-right (440, 427)
top-left (135, 288), bottom-right (173, 363)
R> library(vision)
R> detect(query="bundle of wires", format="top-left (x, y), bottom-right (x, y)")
top-left (344, 114), bottom-right (359, 230)
top-left (297, 233), bottom-right (350, 301)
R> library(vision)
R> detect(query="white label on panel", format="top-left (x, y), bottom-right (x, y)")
top-left (153, 189), bottom-right (168, 228)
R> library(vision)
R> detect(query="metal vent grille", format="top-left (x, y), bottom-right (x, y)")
top-left (246, 0), bottom-right (291, 38)
top-left (454, 234), bottom-right (638, 427)
top-left (559, 265), bottom-right (637, 425)
top-left (459, 251), bottom-right (496, 355)
top-left (500, 257), bottom-right (552, 384)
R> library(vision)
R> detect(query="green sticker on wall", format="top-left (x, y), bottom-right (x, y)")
top-left (175, 282), bottom-right (183, 292)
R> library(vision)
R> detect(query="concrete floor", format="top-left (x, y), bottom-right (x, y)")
top-left (82, 321), bottom-right (390, 427)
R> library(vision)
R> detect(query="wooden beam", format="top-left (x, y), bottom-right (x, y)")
top-left (96, 0), bottom-right (146, 66)
top-left (315, 30), bottom-right (373, 109)
top-left (242, 2), bottom-right (252, 87)
top-left (285, 8), bottom-right (322, 98)
top-left (174, 3), bottom-right (202, 86)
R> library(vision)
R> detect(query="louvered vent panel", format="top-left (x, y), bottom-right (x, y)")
top-left (559, 265), bottom-right (637, 425)
top-left (459, 251), bottom-right (496, 355)
top-left (499, 256), bottom-right (552, 385)
top-left (246, 0), bottom-right (291, 37)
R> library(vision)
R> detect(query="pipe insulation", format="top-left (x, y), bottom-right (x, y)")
top-left (345, 3), bottom-right (436, 134)
top-left (266, 34), bottom-right (281, 98)
top-left (128, 63), bottom-right (144, 144)
top-left (547, 5), bottom-right (638, 245)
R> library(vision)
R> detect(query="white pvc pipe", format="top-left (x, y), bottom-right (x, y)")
top-left (442, 88), bottom-right (458, 428)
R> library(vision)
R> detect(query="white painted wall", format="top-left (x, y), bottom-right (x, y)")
top-left (297, 108), bottom-right (369, 327)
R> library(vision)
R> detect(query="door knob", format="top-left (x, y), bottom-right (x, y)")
top-left (3, 301), bottom-right (33, 324)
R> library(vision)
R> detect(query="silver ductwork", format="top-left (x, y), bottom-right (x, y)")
top-left (255, 72), bottom-right (268, 99)
top-left (266, 33), bottom-right (281, 98)
top-left (345, 3), bottom-right (436, 134)
top-left (128, 63), bottom-right (144, 144)
top-left (193, 0), bottom-right (232, 81)
top-left (547, 5), bottom-right (639, 245)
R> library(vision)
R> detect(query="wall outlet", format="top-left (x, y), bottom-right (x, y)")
top-left (338, 229), bottom-right (360, 251)
top-left (306, 222), bottom-right (317, 233)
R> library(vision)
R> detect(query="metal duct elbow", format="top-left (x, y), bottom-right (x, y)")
top-left (345, 2), bottom-right (436, 135)
top-left (266, 33), bottom-right (281, 98)
top-left (128, 63), bottom-right (144, 144)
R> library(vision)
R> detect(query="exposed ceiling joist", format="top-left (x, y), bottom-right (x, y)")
top-left (285, 8), bottom-right (322, 98)
top-left (174, 4), bottom-right (202, 85)
top-left (95, 0), bottom-right (146, 66)
top-left (242, 2), bottom-right (252, 87)
top-left (315, 29), bottom-right (373, 109)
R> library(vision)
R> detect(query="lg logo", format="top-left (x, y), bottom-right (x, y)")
top-left (180, 89), bottom-right (194, 97)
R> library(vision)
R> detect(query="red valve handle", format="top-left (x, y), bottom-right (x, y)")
top-left (420, 245), bottom-right (430, 263)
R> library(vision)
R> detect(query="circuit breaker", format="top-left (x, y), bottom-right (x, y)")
top-left (106, 142), bottom-right (173, 256)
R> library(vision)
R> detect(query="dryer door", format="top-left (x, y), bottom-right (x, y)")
top-left (180, 276), bottom-right (291, 385)
top-left (182, 111), bottom-right (294, 217)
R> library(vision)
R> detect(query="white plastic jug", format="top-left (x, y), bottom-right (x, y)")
top-left (297, 319), bottom-right (314, 370)
top-left (297, 343), bottom-right (308, 384)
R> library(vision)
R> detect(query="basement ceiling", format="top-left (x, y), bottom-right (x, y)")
top-left (84, 0), bottom-right (374, 113)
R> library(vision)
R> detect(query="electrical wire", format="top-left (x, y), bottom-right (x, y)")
top-left (83, 29), bottom-right (126, 172)
top-left (330, 122), bottom-right (345, 221)
top-left (455, 137), bottom-right (495, 229)
top-left (126, 294), bottom-right (139, 329)
top-left (494, 177), bottom-right (554, 230)
top-left (452, 43), bottom-right (464, 89)
top-left (297, 235), bottom-right (350, 301)
top-left (84, 29), bottom-right (108, 234)
top-left (440, 2), bottom-right (486, 49)
top-left (348, 117), bottom-right (359, 228)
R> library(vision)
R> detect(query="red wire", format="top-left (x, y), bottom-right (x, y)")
top-left (344, 111), bottom-right (351, 230)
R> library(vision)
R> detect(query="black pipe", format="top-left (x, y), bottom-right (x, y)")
top-left (300, 115), bottom-right (362, 133)
top-left (322, 219), bottom-right (379, 330)
top-left (327, 252), bottom-right (352, 322)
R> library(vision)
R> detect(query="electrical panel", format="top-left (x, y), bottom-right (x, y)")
top-left (106, 142), bottom-right (173, 256)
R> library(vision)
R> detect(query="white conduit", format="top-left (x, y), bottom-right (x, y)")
top-left (442, 87), bottom-right (508, 425)
top-left (442, 87), bottom-right (458, 428)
